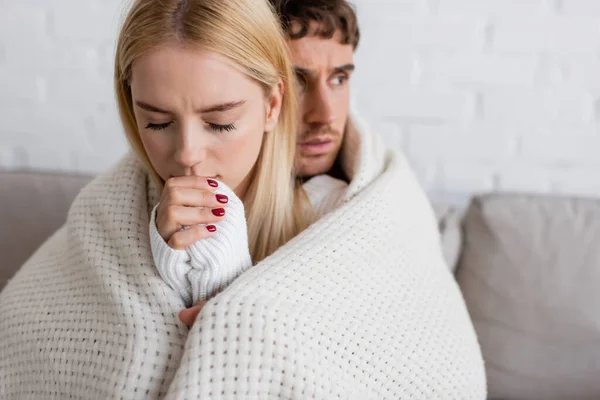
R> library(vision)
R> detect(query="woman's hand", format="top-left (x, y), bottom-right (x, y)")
top-left (155, 176), bottom-right (229, 249)
top-left (150, 177), bottom-right (250, 307)
top-left (178, 301), bottom-right (207, 326)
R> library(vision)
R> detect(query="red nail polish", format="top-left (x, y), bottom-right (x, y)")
top-left (206, 225), bottom-right (217, 233)
top-left (216, 194), bottom-right (228, 204)
top-left (207, 179), bottom-right (218, 188)
top-left (212, 208), bottom-right (225, 217)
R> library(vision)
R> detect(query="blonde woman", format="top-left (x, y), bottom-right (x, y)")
top-left (115, 0), bottom-right (345, 311)
top-left (0, 0), bottom-right (486, 398)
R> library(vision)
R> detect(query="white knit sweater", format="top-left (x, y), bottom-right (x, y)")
top-left (149, 176), bottom-right (347, 307)
top-left (0, 113), bottom-right (486, 399)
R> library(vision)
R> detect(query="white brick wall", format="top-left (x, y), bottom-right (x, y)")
top-left (2, 0), bottom-right (600, 204)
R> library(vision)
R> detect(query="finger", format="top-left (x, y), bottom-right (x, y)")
top-left (164, 176), bottom-right (220, 192)
top-left (168, 224), bottom-right (219, 250)
top-left (178, 301), bottom-right (207, 326)
top-left (164, 186), bottom-right (228, 208)
top-left (158, 205), bottom-right (226, 240)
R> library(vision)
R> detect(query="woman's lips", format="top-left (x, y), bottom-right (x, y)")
top-left (169, 174), bottom-right (220, 180)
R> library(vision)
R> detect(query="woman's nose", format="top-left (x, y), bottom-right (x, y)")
top-left (173, 122), bottom-right (207, 168)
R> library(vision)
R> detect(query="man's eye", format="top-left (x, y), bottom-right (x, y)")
top-left (295, 74), bottom-right (308, 93)
top-left (331, 74), bottom-right (348, 86)
top-left (146, 121), bottom-right (173, 131)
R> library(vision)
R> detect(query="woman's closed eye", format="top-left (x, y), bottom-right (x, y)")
top-left (144, 121), bottom-right (236, 133)
top-left (208, 123), bottom-right (236, 133)
top-left (146, 121), bottom-right (173, 131)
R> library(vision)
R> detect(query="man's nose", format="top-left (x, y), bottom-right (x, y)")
top-left (304, 83), bottom-right (336, 126)
top-left (173, 122), bottom-right (207, 168)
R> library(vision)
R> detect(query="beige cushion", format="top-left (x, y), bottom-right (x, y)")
top-left (456, 194), bottom-right (600, 399)
top-left (0, 170), bottom-right (92, 291)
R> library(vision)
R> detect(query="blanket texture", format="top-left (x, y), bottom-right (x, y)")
top-left (0, 114), bottom-right (486, 399)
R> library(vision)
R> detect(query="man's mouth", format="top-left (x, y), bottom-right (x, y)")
top-left (299, 137), bottom-right (334, 155)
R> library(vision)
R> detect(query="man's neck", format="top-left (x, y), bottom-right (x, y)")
top-left (298, 155), bottom-right (349, 184)
top-left (327, 155), bottom-right (349, 182)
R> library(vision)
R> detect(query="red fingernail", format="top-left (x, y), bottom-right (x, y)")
top-left (207, 179), bottom-right (218, 188)
top-left (212, 208), bottom-right (225, 217)
top-left (216, 194), bottom-right (228, 204)
top-left (206, 225), bottom-right (217, 232)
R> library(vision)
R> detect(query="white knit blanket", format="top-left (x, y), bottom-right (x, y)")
top-left (0, 115), bottom-right (486, 399)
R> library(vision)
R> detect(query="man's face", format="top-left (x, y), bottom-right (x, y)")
top-left (287, 29), bottom-right (354, 178)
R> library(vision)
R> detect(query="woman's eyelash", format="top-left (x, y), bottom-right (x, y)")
top-left (145, 121), bottom-right (235, 132)
top-left (146, 122), bottom-right (172, 131)
top-left (209, 123), bottom-right (236, 133)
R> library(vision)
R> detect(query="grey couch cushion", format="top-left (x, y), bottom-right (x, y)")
top-left (0, 170), bottom-right (92, 291)
top-left (456, 194), bottom-right (600, 400)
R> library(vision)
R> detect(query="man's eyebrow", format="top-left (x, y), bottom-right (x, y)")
top-left (293, 64), bottom-right (356, 77)
top-left (333, 64), bottom-right (355, 74)
top-left (134, 100), bottom-right (246, 114)
top-left (293, 67), bottom-right (312, 76)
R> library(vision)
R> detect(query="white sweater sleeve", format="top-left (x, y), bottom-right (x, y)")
top-left (149, 182), bottom-right (251, 307)
top-left (185, 183), bottom-right (251, 303)
top-left (149, 206), bottom-right (194, 305)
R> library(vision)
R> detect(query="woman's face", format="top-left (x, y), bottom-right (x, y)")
top-left (130, 42), bottom-right (282, 199)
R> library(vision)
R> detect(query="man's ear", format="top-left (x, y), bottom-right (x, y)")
top-left (264, 80), bottom-right (284, 133)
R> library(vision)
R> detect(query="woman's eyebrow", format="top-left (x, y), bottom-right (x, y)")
top-left (135, 100), bottom-right (246, 114)
top-left (200, 100), bottom-right (246, 113)
top-left (134, 100), bottom-right (246, 114)
top-left (135, 101), bottom-right (172, 114)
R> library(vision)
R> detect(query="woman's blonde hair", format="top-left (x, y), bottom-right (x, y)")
top-left (115, 0), bottom-right (310, 262)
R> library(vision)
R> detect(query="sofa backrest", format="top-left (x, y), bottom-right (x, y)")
top-left (0, 170), bottom-right (92, 290)
top-left (456, 193), bottom-right (600, 399)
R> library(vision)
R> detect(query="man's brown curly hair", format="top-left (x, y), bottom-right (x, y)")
top-left (269, 0), bottom-right (360, 49)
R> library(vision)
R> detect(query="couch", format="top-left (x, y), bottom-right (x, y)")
top-left (1, 169), bottom-right (599, 399)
